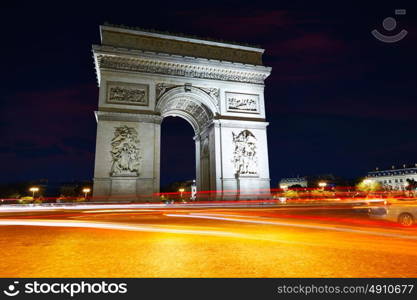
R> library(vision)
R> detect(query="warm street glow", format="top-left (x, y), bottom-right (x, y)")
top-left (318, 182), bottom-right (327, 188)
top-left (82, 188), bottom-right (91, 193)
top-left (29, 186), bottom-right (39, 198)
top-left (1, 204), bottom-right (417, 277)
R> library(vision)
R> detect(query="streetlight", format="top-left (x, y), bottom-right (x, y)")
top-left (29, 187), bottom-right (39, 199)
top-left (82, 188), bottom-right (91, 200)
top-left (178, 188), bottom-right (185, 200)
top-left (363, 179), bottom-right (373, 185)
top-left (191, 180), bottom-right (197, 201)
top-left (318, 181), bottom-right (327, 188)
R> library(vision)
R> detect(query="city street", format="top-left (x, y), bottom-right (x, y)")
top-left (1, 204), bottom-right (416, 277)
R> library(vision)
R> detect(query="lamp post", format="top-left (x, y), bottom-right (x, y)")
top-left (82, 188), bottom-right (91, 200)
top-left (363, 179), bottom-right (373, 185)
top-left (280, 185), bottom-right (288, 190)
top-left (29, 187), bottom-right (39, 199)
top-left (361, 178), bottom-right (375, 196)
top-left (178, 188), bottom-right (185, 200)
top-left (318, 181), bottom-right (327, 188)
top-left (191, 180), bottom-right (197, 201)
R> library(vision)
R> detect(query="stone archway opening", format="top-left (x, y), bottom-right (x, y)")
top-left (159, 116), bottom-right (195, 191)
top-left (156, 86), bottom-right (217, 193)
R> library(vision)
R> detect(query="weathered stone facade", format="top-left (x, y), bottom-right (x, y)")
top-left (92, 24), bottom-right (272, 201)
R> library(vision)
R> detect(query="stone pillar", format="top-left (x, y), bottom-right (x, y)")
top-left (194, 136), bottom-right (201, 192)
top-left (92, 111), bottom-right (162, 202)
top-left (215, 119), bottom-right (271, 200)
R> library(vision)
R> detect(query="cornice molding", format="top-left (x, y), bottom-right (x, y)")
top-left (93, 45), bottom-right (271, 86)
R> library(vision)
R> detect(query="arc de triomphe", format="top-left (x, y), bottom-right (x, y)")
top-left (92, 24), bottom-right (272, 201)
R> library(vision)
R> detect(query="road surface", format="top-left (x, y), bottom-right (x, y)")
top-left (0, 204), bottom-right (416, 277)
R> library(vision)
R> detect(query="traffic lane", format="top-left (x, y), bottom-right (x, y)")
top-left (0, 206), bottom-right (367, 221)
top-left (2, 208), bottom-right (417, 256)
top-left (65, 208), bottom-right (417, 256)
top-left (189, 207), bottom-right (417, 232)
top-left (1, 206), bottom-right (416, 238)
top-left (1, 220), bottom-right (417, 277)
top-left (63, 206), bottom-right (417, 236)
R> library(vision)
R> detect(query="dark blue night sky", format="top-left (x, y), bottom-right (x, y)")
top-left (0, 1), bottom-right (416, 187)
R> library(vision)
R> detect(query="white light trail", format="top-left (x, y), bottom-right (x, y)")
top-left (0, 204), bottom-right (167, 213)
top-left (82, 209), bottom-right (157, 213)
top-left (165, 213), bottom-right (417, 241)
top-left (0, 219), bottom-right (239, 238)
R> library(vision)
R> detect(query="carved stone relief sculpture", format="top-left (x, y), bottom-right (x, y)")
top-left (199, 87), bottom-right (220, 109)
top-left (232, 130), bottom-right (258, 176)
top-left (226, 92), bottom-right (259, 113)
top-left (156, 83), bottom-right (219, 110)
top-left (156, 83), bottom-right (175, 99)
top-left (107, 81), bottom-right (149, 105)
top-left (110, 126), bottom-right (141, 176)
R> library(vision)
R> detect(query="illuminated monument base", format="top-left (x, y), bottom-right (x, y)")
top-left (91, 24), bottom-right (272, 201)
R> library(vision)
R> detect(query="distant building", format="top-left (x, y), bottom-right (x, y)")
top-left (367, 164), bottom-right (417, 190)
top-left (279, 174), bottom-right (348, 189)
top-left (279, 177), bottom-right (308, 189)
